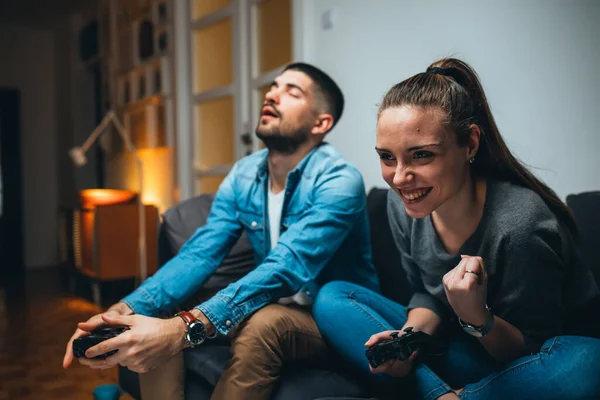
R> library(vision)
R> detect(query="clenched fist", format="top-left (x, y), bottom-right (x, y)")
top-left (442, 255), bottom-right (489, 326)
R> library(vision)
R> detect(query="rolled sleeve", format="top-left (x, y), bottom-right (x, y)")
top-left (407, 292), bottom-right (450, 321)
top-left (196, 295), bottom-right (246, 334)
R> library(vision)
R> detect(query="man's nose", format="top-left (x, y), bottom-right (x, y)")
top-left (264, 88), bottom-right (280, 104)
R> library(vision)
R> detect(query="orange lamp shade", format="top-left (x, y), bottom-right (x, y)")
top-left (80, 189), bottom-right (137, 208)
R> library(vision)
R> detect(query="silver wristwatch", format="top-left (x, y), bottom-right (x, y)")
top-left (458, 305), bottom-right (494, 338)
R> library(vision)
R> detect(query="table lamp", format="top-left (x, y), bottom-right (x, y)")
top-left (69, 110), bottom-right (148, 283)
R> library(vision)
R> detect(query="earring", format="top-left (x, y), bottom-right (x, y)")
top-left (469, 157), bottom-right (475, 164)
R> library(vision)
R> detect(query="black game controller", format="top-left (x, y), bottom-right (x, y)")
top-left (73, 327), bottom-right (128, 359)
top-left (365, 327), bottom-right (445, 368)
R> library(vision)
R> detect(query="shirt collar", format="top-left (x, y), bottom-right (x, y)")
top-left (257, 142), bottom-right (326, 181)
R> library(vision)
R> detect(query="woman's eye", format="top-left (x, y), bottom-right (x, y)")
top-left (378, 153), bottom-right (395, 161)
top-left (413, 151), bottom-right (433, 159)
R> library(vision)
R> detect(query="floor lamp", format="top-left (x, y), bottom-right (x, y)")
top-left (69, 110), bottom-right (148, 284)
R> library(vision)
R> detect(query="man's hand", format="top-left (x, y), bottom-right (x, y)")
top-left (63, 302), bottom-right (132, 368)
top-left (364, 330), bottom-right (417, 378)
top-left (78, 313), bottom-right (187, 373)
top-left (443, 255), bottom-right (489, 326)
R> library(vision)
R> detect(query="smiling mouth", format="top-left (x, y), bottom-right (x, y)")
top-left (398, 187), bottom-right (432, 203)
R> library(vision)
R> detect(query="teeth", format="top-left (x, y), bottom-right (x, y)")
top-left (401, 189), bottom-right (429, 200)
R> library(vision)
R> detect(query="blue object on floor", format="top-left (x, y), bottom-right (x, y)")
top-left (93, 384), bottom-right (121, 400)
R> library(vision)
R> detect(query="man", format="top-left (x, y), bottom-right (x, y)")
top-left (63, 63), bottom-right (379, 400)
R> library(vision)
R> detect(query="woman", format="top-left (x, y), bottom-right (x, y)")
top-left (313, 58), bottom-right (600, 400)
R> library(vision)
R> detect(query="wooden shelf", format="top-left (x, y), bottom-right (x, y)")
top-left (98, 0), bottom-right (173, 153)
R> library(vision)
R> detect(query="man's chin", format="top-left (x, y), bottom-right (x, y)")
top-left (255, 134), bottom-right (299, 154)
top-left (255, 124), bottom-right (280, 138)
top-left (255, 130), bottom-right (274, 143)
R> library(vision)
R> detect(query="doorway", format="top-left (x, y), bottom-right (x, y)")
top-left (0, 88), bottom-right (24, 289)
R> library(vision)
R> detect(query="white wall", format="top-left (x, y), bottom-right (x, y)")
top-left (302, 0), bottom-right (600, 199)
top-left (0, 24), bottom-right (59, 268)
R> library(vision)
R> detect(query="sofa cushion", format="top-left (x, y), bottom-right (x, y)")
top-left (184, 345), bottom-right (231, 387)
top-left (184, 344), bottom-right (369, 400)
top-left (566, 191), bottom-right (600, 287)
top-left (273, 367), bottom-right (368, 400)
top-left (161, 194), bottom-right (255, 291)
top-left (367, 188), bottom-right (412, 305)
top-left (184, 374), bottom-right (213, 400)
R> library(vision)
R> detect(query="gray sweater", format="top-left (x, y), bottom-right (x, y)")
top-left (387, 180), bottom-right (599, 345)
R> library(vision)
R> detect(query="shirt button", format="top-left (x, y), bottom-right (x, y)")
top-left (305, 291), bottom-right (311, 296)
top-left (251, 221), bottom-right (257, 228)
top-left (226, 320), bottom-right (232, 327)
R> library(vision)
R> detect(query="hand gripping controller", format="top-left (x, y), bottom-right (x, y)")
top-left (73, 327), bottom-right (128, 359)
top-left (365, 327), bottom-right (445, 368)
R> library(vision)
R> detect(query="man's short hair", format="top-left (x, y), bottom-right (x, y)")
top-left (283, 63), bottom-right (344, 132)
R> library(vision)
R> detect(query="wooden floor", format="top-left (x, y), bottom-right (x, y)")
top-left (0, 268), bottom-right (135, 400)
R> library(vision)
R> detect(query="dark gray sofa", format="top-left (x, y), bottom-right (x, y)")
top-left (119, 188), bottom-right (600, 399)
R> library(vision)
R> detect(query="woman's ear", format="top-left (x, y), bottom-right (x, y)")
top-left (466, 124), bottom-right (481, 160)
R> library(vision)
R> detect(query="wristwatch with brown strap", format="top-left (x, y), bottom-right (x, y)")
top-left (176, 311), bottom-right (209, 347)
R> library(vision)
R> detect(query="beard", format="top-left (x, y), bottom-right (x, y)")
top-left (255, 121), bottom-right (311, 155)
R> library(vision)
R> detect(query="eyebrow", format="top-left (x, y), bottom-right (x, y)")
top-left (271, 80), bottom-right (307, 96)
top-left (375, 143), bottom-right (442, 153)
top-left (407, 143), bottom-right (442, 151)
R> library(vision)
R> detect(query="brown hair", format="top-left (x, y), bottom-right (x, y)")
top-left (378, 58), bottom-right (578, 236)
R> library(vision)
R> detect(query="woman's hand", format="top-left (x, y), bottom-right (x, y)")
top-left (443, 255), bottom-right (489, 326)
top-left (365, 330), bottom-right (418, 377)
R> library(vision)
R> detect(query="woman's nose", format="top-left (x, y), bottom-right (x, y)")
top-left (392, 166), bottom-right (414, 187)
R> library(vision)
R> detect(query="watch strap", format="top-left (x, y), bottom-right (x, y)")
top-left (459, 305), bottom-right (494, 337)
top-left (177, 310), bottom-right (217, 340)
top-left (176, 311), bottom-right (197, 326)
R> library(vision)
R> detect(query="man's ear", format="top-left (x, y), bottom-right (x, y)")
top-left (311, 113), bottom-right (334, 136)
top-left (466, 124), bottom-right (481, 160)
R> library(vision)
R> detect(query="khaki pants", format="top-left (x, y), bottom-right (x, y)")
top-left (139, 304), bottom-right (329, 400)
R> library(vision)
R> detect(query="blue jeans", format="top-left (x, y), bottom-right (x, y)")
top-left (313, 281), bottom-right (600, 400)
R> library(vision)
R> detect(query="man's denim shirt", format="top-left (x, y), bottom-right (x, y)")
top-left (122, 143), bottom-right (380, 334)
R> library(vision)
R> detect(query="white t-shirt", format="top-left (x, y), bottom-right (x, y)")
top-left (268, 187), bottom-right (285, 251)
top-left (269, 183), bottom-right (312, 306)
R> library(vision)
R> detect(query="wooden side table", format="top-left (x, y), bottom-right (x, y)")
top-left (73, 203), bottom-right (159, 306)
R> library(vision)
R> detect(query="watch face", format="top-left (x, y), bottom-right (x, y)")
top-left (187, 321), bottom-right (207, 345)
